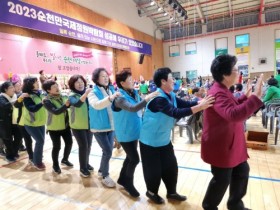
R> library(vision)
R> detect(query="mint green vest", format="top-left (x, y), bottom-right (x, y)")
top-left (46, 95), bottom-right (68, 131)
top-left (23, 94), bottom-right (46, 127)
top-left (68, 92), bottom-right (89, 129)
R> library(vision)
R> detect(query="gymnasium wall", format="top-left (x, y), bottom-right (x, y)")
top-left (163, 24), bottom-right (280, 81)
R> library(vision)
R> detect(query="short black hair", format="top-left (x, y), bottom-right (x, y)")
top-left (0, 81), bottom-right (13, 93)
top-left (211, 54), bottom-right (237, 83)
top-left (229, 85), bottom-right (235, 93)
top-left (153, 67), bottom-right (172, 87)
top-left (39, 70), bottom-right (44, 75)
top-left (22, 76), bottom-right (38, 93)
top-left (235, 83), bottom-right (243, 91)
top-left (42, 80), bottom-right (57, 93)
top-left (92, 68), bottom-right (109, 85)
top-left (68, 74), bottom-right (87, 91)
top-left (267, 78), bottom-right (278, 87)
top-left (115, 69), bottom-right (132, 89)
top-left (192, 87), bottom-right (199, 94)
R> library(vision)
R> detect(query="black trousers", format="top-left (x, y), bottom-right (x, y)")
top-left (140, 142), bottom-right (178, 194)
top-left (2, 124), bottom-right (21, 159)
top-left (202, 161), bottom-right (250, 210)
top-left (118, 140), bottom-right (140, 183)
top-left (49, 127), bottom-right (73, 167)
top-left (18, 125), bottom-right (33, 160)
top-left (72, 129), bottom-right (93, 170)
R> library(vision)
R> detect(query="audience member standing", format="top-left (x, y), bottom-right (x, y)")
top-left (88, 68), bottom-right (121, 188)
top-left (22, 77), bottom-right (47, 170)
top-left (139, 67), bottom-right (214, 204)
top-left (42, 80), bottom-right (73, 174)
top-left (68, 75), bottom-right (93, 178)
top-left (39, 70), bottom-right (56, 86)
top-left (201, 54), bottom-right (263, 210)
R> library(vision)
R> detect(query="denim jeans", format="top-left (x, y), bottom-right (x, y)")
top-left (24, 125), bottom-right (45, 165)
top-left (93, 131), bottom-right (114, 177)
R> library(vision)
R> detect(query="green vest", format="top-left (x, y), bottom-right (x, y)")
top-left (12, 106), bottom-right (19, 125)
top-left (68, 92), bottom-right (89, 129)
top-left (23, 94), bottom-right (46, 127)
top-left (46, 95), bottom-right (68, 131)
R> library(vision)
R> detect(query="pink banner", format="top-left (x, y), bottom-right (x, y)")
top-left (0, 32), bottom-right (113, 81)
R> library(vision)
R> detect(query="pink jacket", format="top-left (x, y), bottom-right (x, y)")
top-left (201, 82), bottom-right (263, 168)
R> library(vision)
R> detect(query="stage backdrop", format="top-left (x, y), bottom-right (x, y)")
top-left (0, 32), bottom-right (113, 81)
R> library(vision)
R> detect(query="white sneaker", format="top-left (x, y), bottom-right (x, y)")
top-left (98, 171), bottom-right (102, 178)
top-left (102, 176), bottom-right (116, 188)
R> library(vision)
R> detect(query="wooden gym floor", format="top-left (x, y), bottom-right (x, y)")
top-left (0, 113), bottom-right (280, 210)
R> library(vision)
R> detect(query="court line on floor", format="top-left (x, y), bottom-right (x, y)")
top-left (71, 149), bottom-right (280, 183)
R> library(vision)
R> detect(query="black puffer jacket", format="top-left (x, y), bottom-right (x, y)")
top-left (0, 95), bottom-right (13, 139)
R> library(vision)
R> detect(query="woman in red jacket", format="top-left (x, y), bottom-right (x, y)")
top-left (201, 54), bottom-right (263, 210)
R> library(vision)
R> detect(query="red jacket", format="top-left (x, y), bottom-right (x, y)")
top-left (201, 82), bottom-right (263, 168)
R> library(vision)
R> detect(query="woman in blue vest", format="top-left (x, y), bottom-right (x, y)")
top-left (68, 75), bottom-right (93, 178)
top-left (42, 80), bottom-right (73, 174)
top-left (88, 68), bottom-right (121, 188)
top-left (140, 68), bottom-right (215, 204)
top-left (22, 77), bottom-right (47, 170)
top-left (111, 69), bottom-right (158, 197)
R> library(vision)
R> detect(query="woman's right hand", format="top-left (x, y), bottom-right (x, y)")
top-left (252, 74), bottom-right (263, 99)
top-left (85, 88), bottom-right (92, 95)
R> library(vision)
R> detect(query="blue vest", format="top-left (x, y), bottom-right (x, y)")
top-left (89, 85), bottom-right (115, 130)
top-left (112, 89), bottom-right (141, 142)
top-left (140, 88), bottom-right (177, 147)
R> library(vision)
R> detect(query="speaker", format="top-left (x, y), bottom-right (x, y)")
top-left (139, 54), bottom-right (145, 64)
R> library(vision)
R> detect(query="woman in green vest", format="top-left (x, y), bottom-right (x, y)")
top-left (68, 75), bottom-right (93, 178)
top-left (42, 80), bottom-right (73, 174)
top-left (22, 77), bottom-right (47, 170)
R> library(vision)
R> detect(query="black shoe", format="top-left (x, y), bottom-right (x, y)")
top-left (61, 160), bottom-right (73, 167)
top-left (80, 169), bottom-right (90, 178)
top-left (117, 178), bottom-right (140, 197)
top-left (125, 184), bottom-right (140, 198)
top-left (0, 148), bottom-right (6, 158)
top-left (166, 193), bottom-right (187, 201)
top-left (19, 145), bottom-right (27, 152)
top-left (53, 166), bottom-right (61, 174)
top-left (146, 191), bottom-right (164, 204)
top-left (87, 164), bottom-right (94, 172)
top-left (5, 157), bottom-right (16, 163)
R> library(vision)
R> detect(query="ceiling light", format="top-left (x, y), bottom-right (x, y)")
top-left (158, 7), bottom-right (162, 11)
top-left (176, 21), bottom-right (179, 25)
top-left (170, 16), bottom-right (174, 20)
top-left (150, 1), bottom-right (155, 6)
top-left (164, 12), bottom-right (168, 16)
